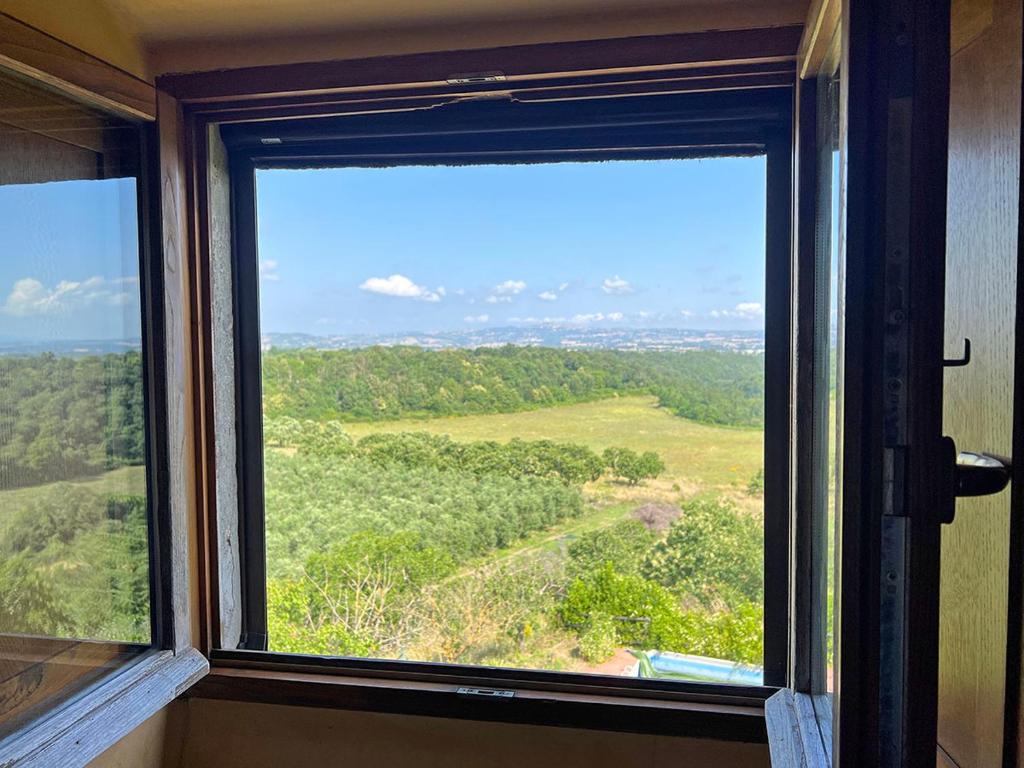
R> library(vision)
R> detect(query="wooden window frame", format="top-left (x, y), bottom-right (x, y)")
top-left (0, 15), bottom-right (208, 767)
top-left (167, 28), bottom-right (804, 741)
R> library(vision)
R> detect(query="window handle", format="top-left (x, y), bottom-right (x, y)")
top-left (939, 436), bottom-right (1012, 524)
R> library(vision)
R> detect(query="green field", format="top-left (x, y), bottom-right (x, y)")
top-left (0, 465), bottom-right (146, 522)
top-left (345, 394), bottom-right (763, 492)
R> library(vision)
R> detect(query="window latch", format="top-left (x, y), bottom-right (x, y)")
top-left (939, 436), bottom-right (1012, 524)
top-left (456, 687), bottom-right (515, 698)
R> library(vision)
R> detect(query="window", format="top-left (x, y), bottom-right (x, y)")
top-left (0, 71), bottom-right (158, 737)
top-left (217, 90), bottom-right (792, 695)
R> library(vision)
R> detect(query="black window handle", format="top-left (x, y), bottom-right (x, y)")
top-left (939, 436), bottom-right (1012, 524)
top-left (955, 450), bottom-right (1012, 497)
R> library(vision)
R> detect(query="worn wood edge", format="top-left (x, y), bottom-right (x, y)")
top-left (190, 667), bottom-right (767, 742)
top-left (0, 13), bottom-right (155, 121)
top-left (797, 0), bottom-right (839, 80)
top-left (157, 25), bottom-right (803, 103)
top-left (0, 648), bottom-right (208, 768)
top-left (765, 690), bottom-right (830, 767)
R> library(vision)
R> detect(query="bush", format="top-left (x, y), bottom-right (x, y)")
top-left (643, 496), bottom-right (763, 607)
top-left (560, 563), bottom-right (683, 648)
top-left (294, 420), bottom-right (354, 457)
top-left (602, 447), bottom-right (664, 485)
top-left (578, 613), bottom-right (618, 663)
top-left (567, 520), bottom-right (655, 578)
top-left (746, 468), bottom-right (764, 496)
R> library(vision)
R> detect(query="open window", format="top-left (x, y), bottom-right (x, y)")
top-left (198, 79), bottom-right (796, 717)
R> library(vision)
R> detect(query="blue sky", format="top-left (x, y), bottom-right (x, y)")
top-left (0, 158), bottom-right (767, 341)
top-left (0, 178), bottom-right (140, 340)
top-left (256, 158), bottom-right (766, 336)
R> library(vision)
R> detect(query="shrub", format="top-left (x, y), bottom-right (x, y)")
top-left (578, 613), bottom-right (618, 663)
top-left (643, 496), bottom-right (763, 607)
top-left (746, 468), bottom-right (764, 496)
top-left (602, 447), bottom-right (664, 485)
top-left (560, 563), bottom-right (683, 648)
top-left (567, 520), bottom-right (655, 578)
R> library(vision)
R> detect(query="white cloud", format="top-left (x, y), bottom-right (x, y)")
top-left (572, 313), bottom-right (605, 323)
top-left (360, 274), bottom-right (442, 302)
top-left (484, 279), bottom-right (526, 304)
top-left (734, 302), bottom-right (763, 317)
top-left (3, 275), bottom-right (137, 317)
top-left (711, 301), bottom-right (764, 320)
top-left (538, 291), bottom-right (558, 301)
top-left (259, 259), bottom-right (280, 281)
top-left (601, 275), bottom-right (633, 295)
top-left (494, 280), bottom-right (526, 296)
top-left (558, 282), bottom-right (570, 292)
top-left (606, 312), bottom-right (624, 321)
top-left (679, 309), bottom-right (695, 319)
top-left (464, 314), bottom-right (489, 323)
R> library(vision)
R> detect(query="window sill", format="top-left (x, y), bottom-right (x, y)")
top-left (189, 665), bottom-right (767, 742)
top-left (0, 647), bottom-right (208, 768)
top-left (765, 689), bottom-right (832, 767)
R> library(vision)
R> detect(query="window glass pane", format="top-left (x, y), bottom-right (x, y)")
top-left (255, 158), bottom-right (767, 682)
top-left (813, 44), bottom-right (844, 701)
top-left (0, 72), bottom-right (151, 737)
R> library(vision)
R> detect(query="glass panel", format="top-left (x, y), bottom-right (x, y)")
top-left (255, 158), bottom-right (768, 682)
top-left (812, 35), bottom-right (844, 707)
top-left (0, 72), bottom-right (151, 737)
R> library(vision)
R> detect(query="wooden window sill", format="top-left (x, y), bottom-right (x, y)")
top-left (765, 689), bottom-right (832, 767)
top-left (0, 648), bottom-right (208, 768)
top-left (189, 666), bottom-right (767, 743)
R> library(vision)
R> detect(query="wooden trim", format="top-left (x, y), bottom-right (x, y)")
top-left (1002, 52), bottom-right (1024, 768)
top-left (798, 0), bottom-right (841, 80)
top-left (157, 89), bottom-right (198, 652)
top-left (0, 637), bottom-right (148, 739)
top-left (157, 26), bottom-right (801, 105)
top-left (765, 689), bottom-right (831, 767)
top-left (0, 13), bottom-right (155, 121)
top-left (0, 648), bottom-right (207, 768)
top-left (189, 666), bottom-right (767, 743)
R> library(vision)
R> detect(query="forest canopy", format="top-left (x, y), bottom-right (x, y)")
top-left (262, 346), bottom-right (764, 427)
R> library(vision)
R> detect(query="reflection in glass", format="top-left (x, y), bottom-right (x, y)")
top-left (0, 71), bottom-right (150, 737)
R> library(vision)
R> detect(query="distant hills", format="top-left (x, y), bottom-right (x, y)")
top-left (0, 326), bottom-right (765, 357)
top-left (262, 325), bottom-right (765, 354)
top-left (0, 338), bottom-right (142, 357)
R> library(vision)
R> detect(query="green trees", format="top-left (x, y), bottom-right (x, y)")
top-left (602, 447), bottom-right (665, 485)
top-left (261, 346), bottom-right (765, 428)
top-left (0, 486), bottom-right (150, 642)
top-left (643, 497), bottom-right (763, 607)
top-left (0, 352), bottom-right (146, 488)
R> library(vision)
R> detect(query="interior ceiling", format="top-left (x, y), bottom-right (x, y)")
top-left (102, 0), bottom-right (805, 44)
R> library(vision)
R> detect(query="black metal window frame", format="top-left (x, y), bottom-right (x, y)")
top-left (220, 86), bottom-right (794, 702)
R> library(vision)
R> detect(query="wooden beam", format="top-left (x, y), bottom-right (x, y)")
top-left (797, 0), bottom-right (840, 80)
top-left (158, 25), bottom-right (802, 104)
top-left (0, 13), bottom-right (155, 121)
